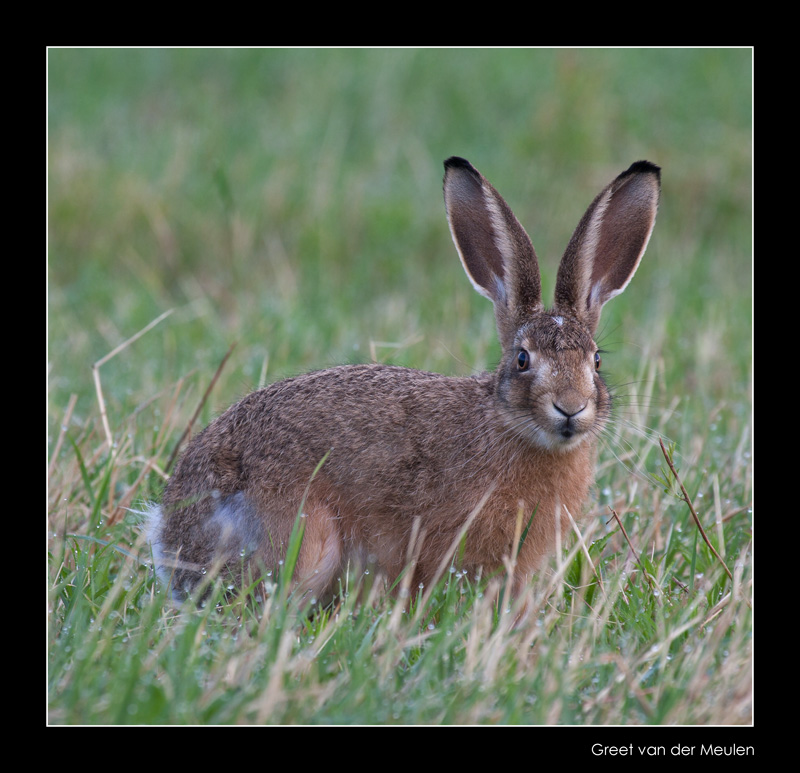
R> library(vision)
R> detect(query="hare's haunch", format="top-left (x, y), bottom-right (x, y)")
top-left (148, 157), bottom-right (660, 608)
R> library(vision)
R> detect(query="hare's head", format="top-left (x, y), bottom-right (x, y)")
top-left (443, 157), bottom-right (660, 453)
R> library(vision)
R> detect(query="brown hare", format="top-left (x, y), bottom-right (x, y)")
top-left (147, 157), bottom-right (660, 610)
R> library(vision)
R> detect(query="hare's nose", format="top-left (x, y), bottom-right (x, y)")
top-left (552, 395), bottom-right (588, 419)
top-left (552, 397), bottom-right (590, 440)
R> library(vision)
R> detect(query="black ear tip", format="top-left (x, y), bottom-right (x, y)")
top-left (444, 156), bottom-right (474, 171)
top-left (444, 157), bottom-right (483, 186)
top-left (628, 160), bottom-right (661, 178)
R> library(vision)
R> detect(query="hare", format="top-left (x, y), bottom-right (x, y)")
top-left (147, 156), bottom-right (660, 610)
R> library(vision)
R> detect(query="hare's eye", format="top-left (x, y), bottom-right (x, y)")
top-left (517, 349), bottom-right (530, 371)
top-left (594, 351), bottom-right (602, 370)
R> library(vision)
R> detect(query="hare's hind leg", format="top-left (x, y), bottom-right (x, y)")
top-left (289, 502), bottom-right (344, 607)
top-left (147, 491), bottom-right (345, 607)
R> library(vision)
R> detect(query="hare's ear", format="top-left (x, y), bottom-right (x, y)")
top-left (554, 160), bottom-right (660, 333)
top-left (443, 156), bottom-right (543, 347)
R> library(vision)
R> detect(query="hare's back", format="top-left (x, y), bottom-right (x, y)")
top-left (168, 363), bottom-right (497, 503)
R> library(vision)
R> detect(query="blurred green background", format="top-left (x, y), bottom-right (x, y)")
top-left (48, 48), bottom-right (751, 441)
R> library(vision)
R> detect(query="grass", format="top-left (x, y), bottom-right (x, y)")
top-left (48, 48), bottom-right (752, 728)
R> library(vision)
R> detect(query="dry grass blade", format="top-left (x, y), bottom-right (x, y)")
top-left (609, 507), bottom-right (658, 595)
top-left (659, 438), bottom-right (733, 582)
top-left (48, 393), bottom-right (78, 480)
top-left (92, 309), bottom-right (174, 454)
top-left (165, 340), bottom-right (237, 473)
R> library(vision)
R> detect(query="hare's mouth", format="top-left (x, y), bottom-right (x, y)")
top-left (502, 408), bottom-right (594, 453)
top-left (540, 423), bottom-right (593, 452)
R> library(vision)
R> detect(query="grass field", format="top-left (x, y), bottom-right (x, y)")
top-left (47, 48), bottom-right (752, 729)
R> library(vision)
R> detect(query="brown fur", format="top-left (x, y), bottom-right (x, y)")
top-left (148, 157), bottom-right (660, 610)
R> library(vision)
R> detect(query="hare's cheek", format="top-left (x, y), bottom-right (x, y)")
top-left (501, 367), bottom-right (545, 413)
top-left (593, 376), bottom-right (612, 416)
